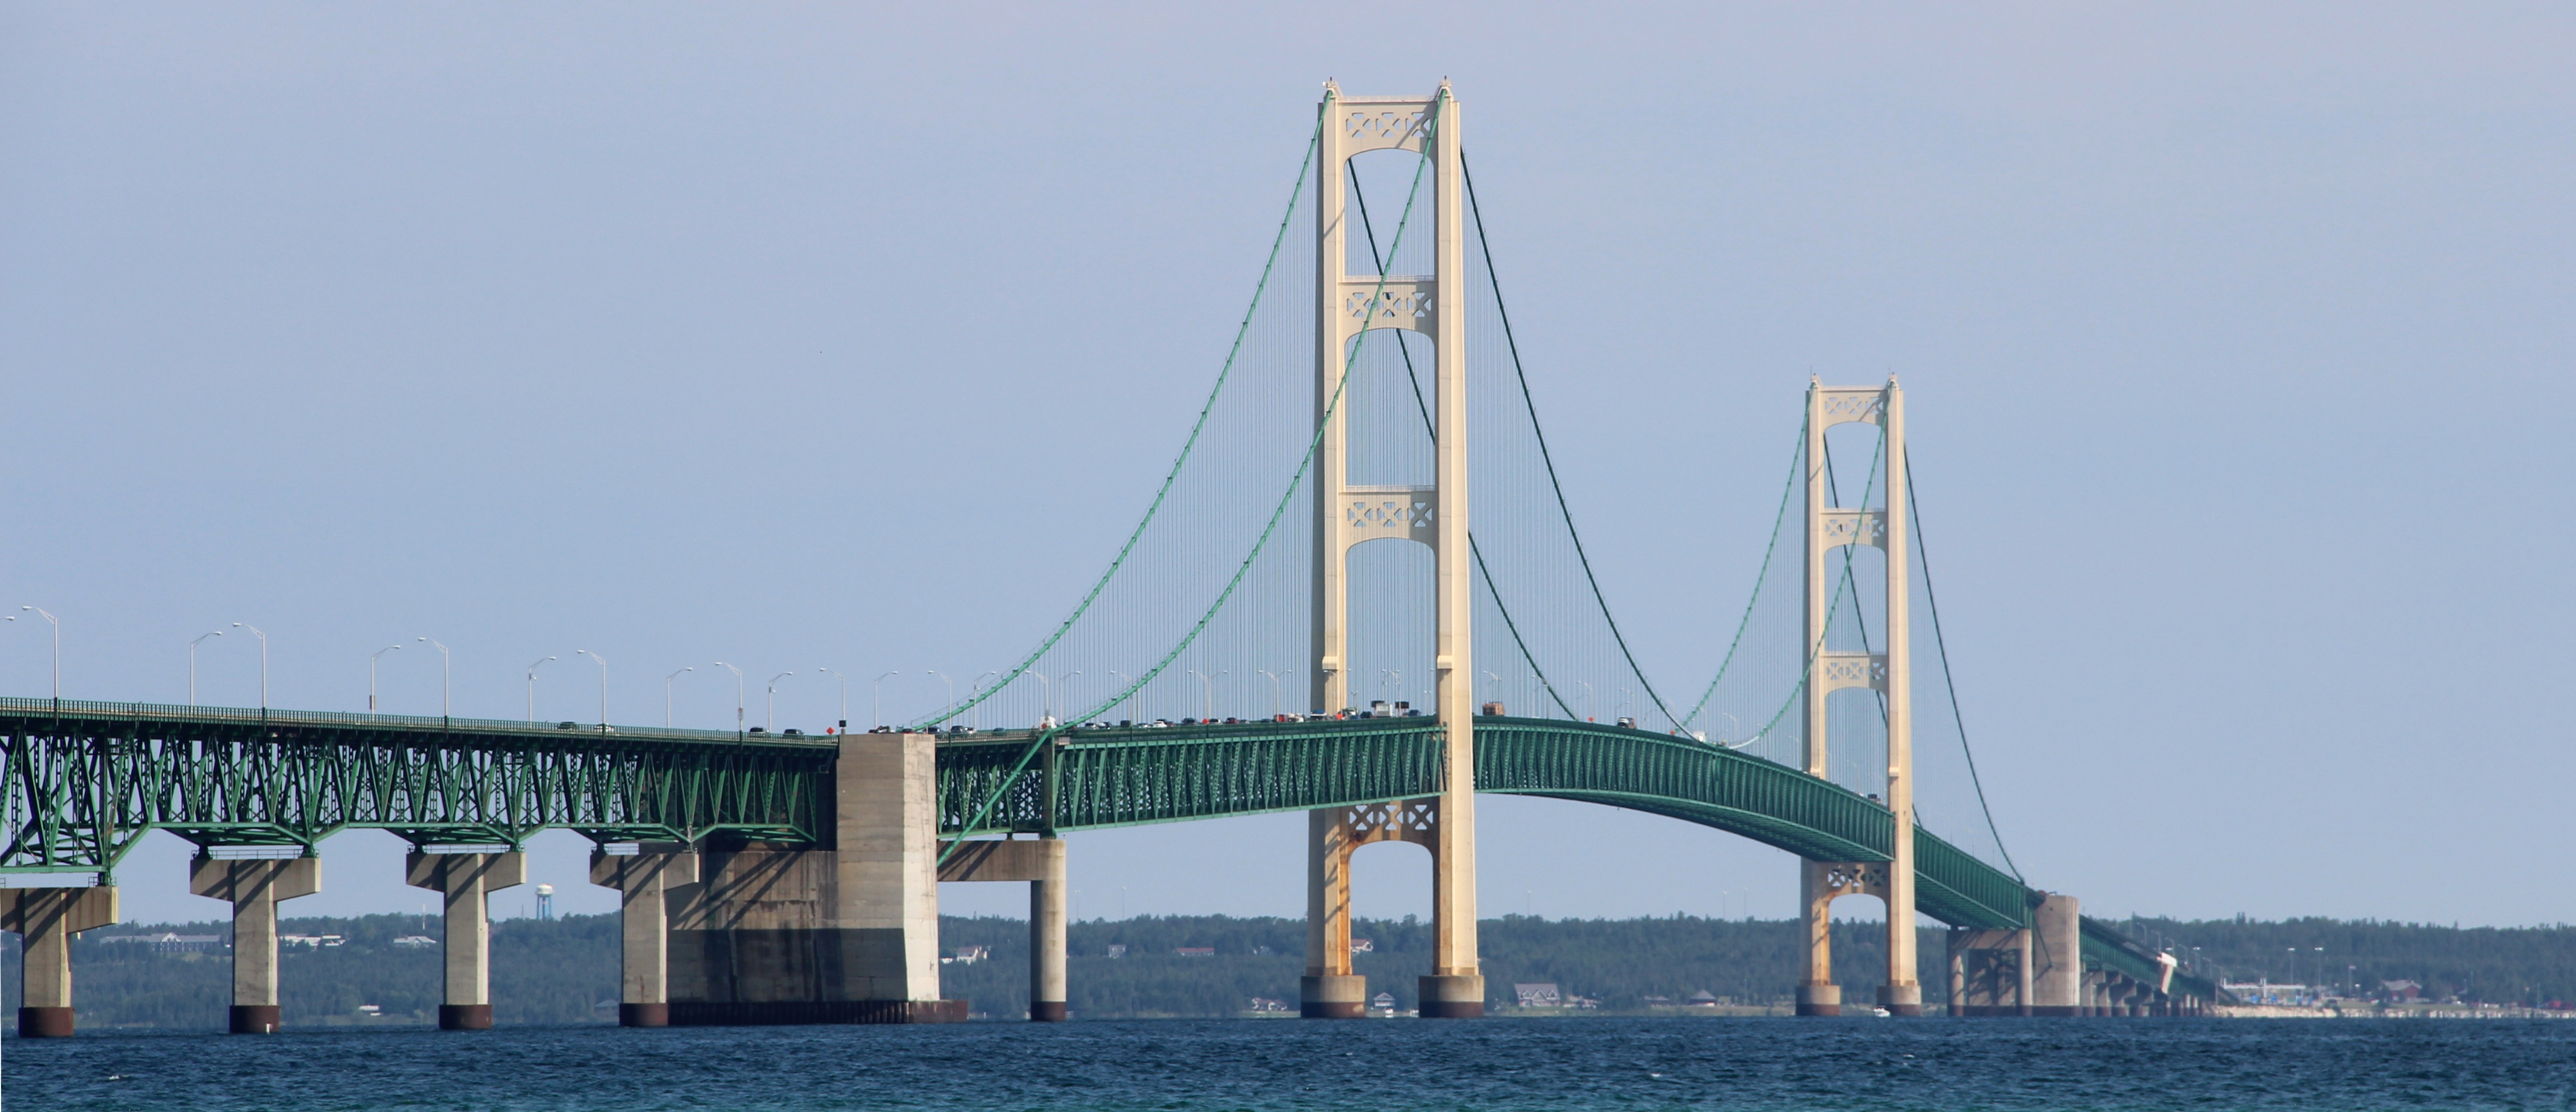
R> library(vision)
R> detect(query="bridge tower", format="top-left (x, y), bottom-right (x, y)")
top-left (1798, 378), bottom-right (1923, 1016)
top-left (1302, 81), bottom-right (1482, 1019)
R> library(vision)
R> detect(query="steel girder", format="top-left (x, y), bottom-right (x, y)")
top-left (938, 716), bottom-right (2032, 930)
top-left (0, 700), bottom-right (833, 874)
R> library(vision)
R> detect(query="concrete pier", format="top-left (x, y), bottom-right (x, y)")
top-left (1, 886), bottom-right (118, 1038)
top-left (1946, 926), bottom-right (2030, 1016)
top-left (2029, 893), bottom-right (2084, 1016)
top-left (590, 844), bottom-right (698, 1027)
top-left (189, 856), bottom-right (320, 1033)
top-left (406, 850), bottom-right (525, 1030)
top-left (936, 837), bottom-right (1067, 1020)
top-left (664, 731), bottom-right (964, 1024)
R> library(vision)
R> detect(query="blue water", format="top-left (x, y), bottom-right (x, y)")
top-left (6, 1018), bottom-right (2571, 1111)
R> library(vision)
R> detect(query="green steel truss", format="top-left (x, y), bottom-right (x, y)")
top-left (5, 700), bottom-right (2216, 996)
top-left (0, 699), bottom-right (833, 873)
top-left (941, 716), bottom-right (2030, 930)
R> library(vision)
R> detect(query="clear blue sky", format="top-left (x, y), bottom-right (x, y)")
top-left (4, 3), bottom-right (2568, 929)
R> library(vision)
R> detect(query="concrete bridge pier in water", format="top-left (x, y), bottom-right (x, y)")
top-left (191, 855), bottom-right (321, 1033)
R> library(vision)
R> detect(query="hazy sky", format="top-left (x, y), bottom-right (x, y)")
top-left (4, 4), bottom-right (2569, 929)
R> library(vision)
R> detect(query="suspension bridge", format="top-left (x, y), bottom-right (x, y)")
top-left (0, 83), bottom-right (2222, 1036)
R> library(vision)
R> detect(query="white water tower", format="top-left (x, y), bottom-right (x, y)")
top-left (535, 883), bottom-right (555, 922)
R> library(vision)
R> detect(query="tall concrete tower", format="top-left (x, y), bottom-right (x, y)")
top-left (1797, 379), bottom-right (1921, 1016)
top-left (1301, 81), bottom-right (1482, 1019)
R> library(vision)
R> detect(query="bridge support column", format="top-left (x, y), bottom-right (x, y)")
top-left (2029, 893), bottom-right (2083, 1016)
top-left (190, 856), bottom-right (320, 1033)
top-left (591, 843), bottom-right (698, 1027)
top-left (1302, 801), bottom-right (1436, 1018)
top-left (1, 886), bottom-right (117, 1038)
top-left (1030, 838), bottom-right (1067, 1021)
top-left (1797, 861), bottom-right (1840, 1016)
top-left (665, 731), bottom-right (963, 1024)
top-left (406, 850), bottom-right (525, 1030)
top-left (1946, 926), bottom-right (2028, 1016)
top-left (935, 837), bottom-right (1067, 1020)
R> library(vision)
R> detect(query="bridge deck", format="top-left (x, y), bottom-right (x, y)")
top-left (0, 700), bottom-right (2214, 999)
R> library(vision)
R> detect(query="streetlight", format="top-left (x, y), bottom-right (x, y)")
top-left (765, 672), bottom-right (794, 731)
top-left (525, 656), bottom-right (558, 723)
top-left (230, 622), bottom-right (268, 709)
top-left (1258, 670), bottom-right (1286, 718)
top-left (925, 671), bottom-right (954, 721)
top-left (872, 671), bottom-right (900, 730)
top-left (575, 649), bottom-right (607, 728)
top-left (11, 607), bottom-right (59, 702)
top-left (1060, 671), bottom-right (1083, 722)
top-left (1482, 670), bottom-right (1499, 713)
top-left (1574, 680), bottom-right (1595, 722)
top-left (971, 670), bottom-right (1000, 730)
top-left (189, 631), bottom-right (226, 707)
top-left (1377, 669), bottom-right (1400, 707)
top-left (713, 662), bottom-right (745, 735)
top-left (1107, 670), bottom-right (1133, 723)
top-left (815, 666), bottom-right (848, 731)
top-left (1031, 671), bottom-right (1053, 726)
top-left (1188, 670), bottom-right (1225, 721)
top-left (663, 667), bottom-right (693, 728)
top-left (417, 638), bottom-right (452, 720)
top-left (368, 644), bottom-right (401, 714)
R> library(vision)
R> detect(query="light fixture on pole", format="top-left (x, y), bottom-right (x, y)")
top-left (368, 644), bottom-right (401, 714)
top-left (1187, 670), bottom-right (1225, 721)
top-left (1059, 671), bottom-right (1082, 723)
top-left (814, 666), bottom-right (848, 731)
top-left (12, 607), bottom-right (59, 704)
top-left (575, 649), bottom-right (608, 728)
top-left (713, 662), bottom-right (745, 735)
top-left (765, 672), bottom-right (794, 731)
top-left (417, 638), bottom-right (452, 721)
top-left (925, 670), bottom-right (954, 720)
top-left (663, 667), bottom-right (693, 728)
top-left (1031, 672), bottom-right (1052, 726)
top-left (872, 671), bottom-right (900, 730)
top-left (971, 671), bottom-right (999, 729)
top-left (189, 631), bottom-right (225, 707)
top-left (230, 622), bottom-right (268, 709)
top-left (525, 656), bottom-right (558, 723)
top-left (1257, 670), bottom-right (1284, 718)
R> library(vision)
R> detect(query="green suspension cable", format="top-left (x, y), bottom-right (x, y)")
top-left (1680, 418), bottom-right (1806, 732)
top-left (942, 92), bottom-right (1445, 857)
top-left (920, 107), bottom-right (1325, 732)
top-left (1349, 163), bottom-right (1575, 720)
top-left (1461, 152), bottom-right (1683, 730)
top-left (1905, 446), bottom-right (2022, 880)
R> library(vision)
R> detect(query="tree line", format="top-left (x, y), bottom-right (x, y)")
top-left (9, 911), bottom-right (2572, 1027)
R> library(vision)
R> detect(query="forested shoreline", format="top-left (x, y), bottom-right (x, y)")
top-left (7, 911), bottom-right (2570, 1028)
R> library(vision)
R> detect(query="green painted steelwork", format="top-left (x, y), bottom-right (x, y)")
top-left (941, 716), bottom-right (2031, 931)
top-left (0, 699), bottom-right (833, 873)
top-left (4, 700), bottom-right (2214, 999)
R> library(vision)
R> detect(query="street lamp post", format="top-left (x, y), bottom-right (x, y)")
top-left (1188, 670), bottom-right (1225, 721)
top-left (970, 671), bottom-right (999, 730)
top-left (12, 607), bottom-right (59, 703)
top-left (417, 638), bottom-right (452, 721)
top-left (368, 644), bottom-right (401, 714)
top-left (1031, 672), bottom-right (1052, 726)
top-left (1257, 670), bottom-right (1284, 718)
top-left (1482, 670), bottom-right (1499, 714)
top-left (713, 662), bottom-right (745, 735)
top-left (575, 649), bottom-right (607, 728)
top-left (189, 630), bottom-right (226, 707)
top-left (765, 672), bottom-right (794, 731)
top-left (230, 623), bottom-right (268, 709)
top-left (815, 667), bottom-right (848, 731)
top-left (925, 671), bottom-right (954, 721)
top-left (872, 671), bottom-right (900, 730)
top-left (525, 656), bottom-right (558, 723)
top-left (663, 667), bottom-right (693, 728)
top-left (1106, 670), bottom-right (1133, 723)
